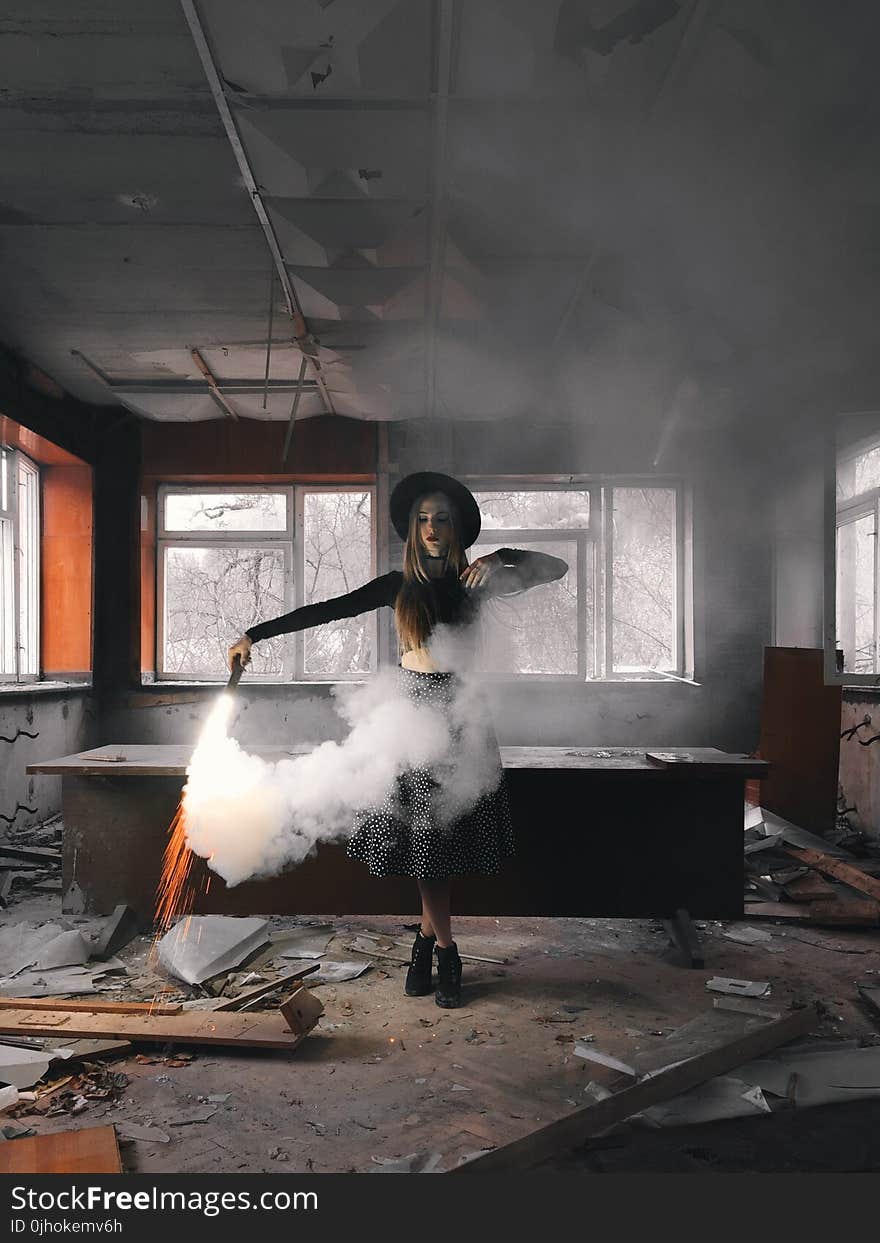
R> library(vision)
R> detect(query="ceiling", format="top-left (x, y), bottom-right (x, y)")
top-left (1, 0), bottom-right (879, 430)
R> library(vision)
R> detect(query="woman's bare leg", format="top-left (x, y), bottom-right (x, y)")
top-left (417, 877), bottom-right (453, 947)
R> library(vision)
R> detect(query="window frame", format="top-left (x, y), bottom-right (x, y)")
top-left (464, 477), bottom-right (689, 682)
top-left (834, 486), bottom-right (880, 678)
top-left (156, 483), bottom-right (377, 683)
top-left (825, 428), bottom-right (880, 685)
top-left (295, 485), bottom-right (377, 682)
top-left (0, 446), bottom-right (40, 683)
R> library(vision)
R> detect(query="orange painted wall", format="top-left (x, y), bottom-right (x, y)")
top-left (0, 416), bottom-right (84, 467)
top-left (41, 465), bottom-right (93, 675)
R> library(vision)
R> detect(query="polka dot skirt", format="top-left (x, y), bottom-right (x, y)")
top-left (346, 668), bottom-right (516, 880)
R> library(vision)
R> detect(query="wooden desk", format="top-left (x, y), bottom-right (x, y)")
top-left (28, 746), bottom-right (766, 953)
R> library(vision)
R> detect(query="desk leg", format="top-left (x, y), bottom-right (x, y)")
top-left (661, 908), bottom-right (705, 969)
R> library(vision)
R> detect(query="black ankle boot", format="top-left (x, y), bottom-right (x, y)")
top-left (434, 942), bottom-right (463, 1008)
top-left (404, 929), bottom-right (436, 996)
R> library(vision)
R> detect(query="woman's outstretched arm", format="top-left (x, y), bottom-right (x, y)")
top-left (227, 571), bottom-right (400, 669)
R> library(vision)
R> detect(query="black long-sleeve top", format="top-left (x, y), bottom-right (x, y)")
top-left (245, 548), bottom-right (567, 644)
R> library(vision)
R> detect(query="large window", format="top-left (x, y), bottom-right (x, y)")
top-left (157, 485), bottom-right (375, 681)
top-left (470, 482), bottom-right (685, 679)
top-left (837, 438), bottom-right (880, 675)
top-left (0, 447), bottom-right (40, 681)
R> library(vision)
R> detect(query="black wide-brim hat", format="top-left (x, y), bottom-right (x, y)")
top-left (389, 472), bottom-right (481, 548)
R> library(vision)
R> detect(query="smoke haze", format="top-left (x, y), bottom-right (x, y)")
top-left (182, 649), bottom-right (503, 887)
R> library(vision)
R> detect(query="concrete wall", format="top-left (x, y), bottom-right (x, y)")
top-left (772, 419), bottom-right (826, 650)
top-left (839, 692), bottom-right (880, 838)
top-left (0, 690), bottom-right (95, 836)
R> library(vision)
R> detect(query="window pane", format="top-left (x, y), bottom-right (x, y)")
top-left (470, 540), bottom-right (583, 675)
top-left (472, 491), bottom-right (590, 530)
top-left (164, 491), bottom-right (288, 532)
top-left (837, 514), bottom-right (876, 673)
top-left (17, 456), bottom-right (39, 677)
top-left (0, 517), bottom-right (14, 675)
top-left (1, 449), bottom-right (8, 512)
top-left (303, 491), bottom-right (373, 674)
top-left (612, 488), bottom-right (676, 673)
top-left (838, 445), bottom-right (880, 502)
top-left (163, 546), bottom-right (288, 678)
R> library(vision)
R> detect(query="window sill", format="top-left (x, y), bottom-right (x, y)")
top-left (0, 680), bottom-right (93, 696)
top-left (141, 676), bottom-right (702, 689)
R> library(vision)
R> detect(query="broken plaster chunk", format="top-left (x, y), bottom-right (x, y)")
top-left (706, 977), bottom-right (771, 998)
top-left (157, 916), bottom-right (270, 985)
top-left (32, 930), bottom-right (92, 971)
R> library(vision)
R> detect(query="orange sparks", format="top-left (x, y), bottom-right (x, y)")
top-left (154, 801), bottom-right (202, 934)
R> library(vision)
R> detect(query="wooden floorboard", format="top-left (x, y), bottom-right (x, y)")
top-left (0, 1125), bottom-right (122, 1174)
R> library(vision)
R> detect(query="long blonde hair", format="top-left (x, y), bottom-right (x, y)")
top-left (394, 494), bottom-right (470, 653)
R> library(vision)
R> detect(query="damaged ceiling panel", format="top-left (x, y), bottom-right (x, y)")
top-left (0, 0), bottom-right (878, 425)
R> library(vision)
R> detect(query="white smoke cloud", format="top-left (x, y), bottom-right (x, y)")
top-left (181, 657), bottom-right (503, 887)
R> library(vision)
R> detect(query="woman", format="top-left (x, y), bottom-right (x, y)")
top-left (228, 472), bottom-right (568, 1007)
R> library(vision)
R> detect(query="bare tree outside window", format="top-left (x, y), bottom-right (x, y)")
top-left (472, 491), bottom-right (589, 677)
top-left (157, 486), bottom-right (376, 680)
top-left (303, 491), bottom-right (374, 674)
top-left (611, 488), bottom-right (676, 673)
top-left (471, 538), bottom-right (582, 675)
top-left (164, 546), bottom-right (288, 678)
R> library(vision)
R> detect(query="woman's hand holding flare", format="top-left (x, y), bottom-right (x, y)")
top-left (227, 634), bottom-right (253, 673)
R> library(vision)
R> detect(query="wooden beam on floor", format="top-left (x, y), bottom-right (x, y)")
top-left (0, 1124), bottom-right (122, 1174)
top-left (782, 845), bottom-right (880, 903)
top-left (0, 1007), bottom-right (316, 1050)
top-left (213, 963), bottom-right (319, 1012)
top-left (0, 998), bottom-right (182, 1016)
top-left (450, 1004), bottom-right (820, 1173)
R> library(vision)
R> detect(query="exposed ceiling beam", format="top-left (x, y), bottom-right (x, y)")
top-left (190, 348), bottom-right (239, 420)
top-left (179, 0), bottom-right (336, 416)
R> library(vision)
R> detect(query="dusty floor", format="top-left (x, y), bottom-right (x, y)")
top-left (2, 893), bottom-right (879, 1173)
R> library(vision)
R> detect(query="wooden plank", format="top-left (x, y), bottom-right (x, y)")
top-left (781, 871), bottom-right (839, 903)
top-left (213, 963), bottom-right (319, 1011)
top-left (759, 647), bottom-right (841, 832)
top-left (0, 1007), bottom-right (314, 1050)
top-left (0, 998), bottom-right (182, 1016)
top-left (0, 844), bottom-right (61, 863)
top-left (782, 845), bottom-right (880, 903)
top-left (0, 1124), bottom-right (122, 1175)
top-left (746, 900), bottom-right (880, 926)
top-left (279, 985), bottom-right (325, 1035)
top-left (450, 1005), bottom-right (819, 1173)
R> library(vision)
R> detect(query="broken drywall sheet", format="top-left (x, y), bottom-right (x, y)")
top-left (637, 1076), bottom-right (772, 1128)
top-left (157, 916), bottom-right (270, 985)
top-left (0, 958), bottom-right (129, 998)
top-left (0, 923), bottom-right (66, 976)
top-left (301, 959), bottom-right (371, 984)
top-left (271, 926), bottom-right (335, 960)
top-left (31, 931), bottom-right (91, 971)
top-left (735, 1046), bottom-right (880, 1108)
top-left (0, 1044), bottom-right (75, 1091)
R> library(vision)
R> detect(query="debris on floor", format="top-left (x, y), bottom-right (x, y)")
top-left (2, 809), bottom-right (879, 1175)
top-left (156, 916), bottom-right (271, 985)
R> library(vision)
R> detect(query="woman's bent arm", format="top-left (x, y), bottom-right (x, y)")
top-left (488, 547), bottom-right (568, 595)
